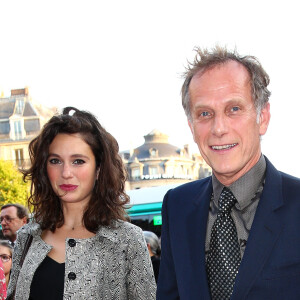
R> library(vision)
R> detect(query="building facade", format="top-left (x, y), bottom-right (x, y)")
top-left (121, 129), bottom-right (211, 190)
top-left (0, 88), bottom-right (56, 168)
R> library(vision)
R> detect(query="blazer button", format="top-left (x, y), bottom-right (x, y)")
top-left (68, 272), bottom-right (76, 280)
top-left (68, 239), bottom-right (76, 247)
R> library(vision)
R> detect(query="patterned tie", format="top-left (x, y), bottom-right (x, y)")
top-left (206, 187), bottom-right (241, 300)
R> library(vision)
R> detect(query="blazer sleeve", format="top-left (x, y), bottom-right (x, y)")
top-left (126, 225), bottom-right (156, 300)
top-left (156, 190), bottom-right (180, 299)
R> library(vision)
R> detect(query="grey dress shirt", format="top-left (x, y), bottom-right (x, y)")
top-left (205, 155), bottom-right (266, 259)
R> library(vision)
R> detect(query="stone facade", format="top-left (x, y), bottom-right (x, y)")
top-left (0, 88), bottom-right (56, 168)
top-left (121, 129), bottom-right (211, 190)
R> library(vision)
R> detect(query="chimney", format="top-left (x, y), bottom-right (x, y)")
top-left (11, 87), bottom-right (29, 96)
top-left (184, 144), bottom-right (189, 155)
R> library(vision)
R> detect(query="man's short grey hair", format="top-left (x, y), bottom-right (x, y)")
top-left (181, 46), bottom-right (271, 121)
top-left (143, 231), bottom-right (160, 255)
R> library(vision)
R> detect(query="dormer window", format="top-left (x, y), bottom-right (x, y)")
top-left (149, 148), bottom-right (158, 157)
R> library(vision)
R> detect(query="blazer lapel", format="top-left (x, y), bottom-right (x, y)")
top-left (188, 178), bottom-right (212, 299)
top-left (232, 159), bottom-right (284, 299)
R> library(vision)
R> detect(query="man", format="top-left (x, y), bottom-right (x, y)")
top-left (157, 46), bottom-right (300, 299)
top-left (0, 204), bottom-right (29, 245)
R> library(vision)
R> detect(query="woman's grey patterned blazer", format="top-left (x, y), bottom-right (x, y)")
top-left (7, 221), bottom-right (156, 299)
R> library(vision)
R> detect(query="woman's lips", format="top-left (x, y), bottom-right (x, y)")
top-left (59, 184), bottom-right (78, 191)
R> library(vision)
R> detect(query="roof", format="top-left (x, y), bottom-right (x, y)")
top-left (126, 183), bottom-right (183, 205)
top-left (128, 129), bottom-right (190, 161)
top-left (0, 99), bottom-right (15, 118)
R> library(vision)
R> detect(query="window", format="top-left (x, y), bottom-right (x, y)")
top-left (149, 148), bottom-right (158, 157)
top-left (15, 149), bottom-right (24, 167)
top-left (132, 168), bottom-right (140, 179)
top-left (14, 120), bottom-right (22, 139)
top-left (149, 167), bottom-right (158, 175)
top-left (15, 99), bottom-right (25, 114)
top-left (0, 121), bottom-right (10, 135)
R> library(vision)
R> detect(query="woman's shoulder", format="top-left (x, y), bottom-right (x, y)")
top-left (96, 220), bottom-right (143, 243)
top-left (17, 222), bottom-right (41, 237)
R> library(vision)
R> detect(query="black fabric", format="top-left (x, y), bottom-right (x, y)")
top-left (206, 187), bottom-right (241, 300)
top-left (151, 255), bottom-right (160, 283)
top-left (29, 256), bottom-right (65, 300)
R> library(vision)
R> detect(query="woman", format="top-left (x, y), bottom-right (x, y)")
top-left (0, 240), bottom-right (13, 286)
top-left (143, 231), bottom-right (161, 283)
top-left (0, 259), bottom-right (6, 300)
top-left (7, 107), bottom-right (156, 300)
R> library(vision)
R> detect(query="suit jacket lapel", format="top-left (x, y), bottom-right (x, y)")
top-left (232, 158), bottom-right (284, 299)
top-left (189, 178), bottom-right (212, 299)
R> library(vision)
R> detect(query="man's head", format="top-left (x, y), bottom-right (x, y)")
top-left (0, 204), bottom-right (29, 242)
top-left (182, 46), bottom-right (271, 121)
top-left (183, 46), bottom-right (271, 186)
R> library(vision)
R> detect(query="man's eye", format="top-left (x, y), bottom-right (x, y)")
top-left (73, 159), bottom-right (85, 165)
top-left (49, 158), bottom-right (61, 164)
top-left (200, 111), bottom-right (210, 117)
top-left (231, 106), bottom-right (240, 112)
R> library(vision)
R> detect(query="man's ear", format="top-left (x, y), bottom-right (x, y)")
top-left (259, 102), bottom-right (271, 136)
top-left (188, 118), bottom-right (196, 142)
top-left (22, 217), bottom-right (27, 225)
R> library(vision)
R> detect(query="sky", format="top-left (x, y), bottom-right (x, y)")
top-left (1, 0), bottom-right (300, 177)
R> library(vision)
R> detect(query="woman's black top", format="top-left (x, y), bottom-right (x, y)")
top-left (29, 256), bottom-right (65, 300)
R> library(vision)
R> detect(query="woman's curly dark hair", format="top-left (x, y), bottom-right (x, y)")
top-left (22, 107), bottom-right (129, 232)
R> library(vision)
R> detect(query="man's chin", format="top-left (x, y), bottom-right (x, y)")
top-left (2, 231), bottom-right (11, 237)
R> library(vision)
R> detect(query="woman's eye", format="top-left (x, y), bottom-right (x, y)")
top-left (49, 158), bottom-right (61, 164)
top-left (73, 159), bottom-right (85, 165)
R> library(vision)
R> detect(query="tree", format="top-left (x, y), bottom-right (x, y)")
top-left (0, 160), bottom-right (29, 207)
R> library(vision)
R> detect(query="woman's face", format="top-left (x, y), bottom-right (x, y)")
top-left (0, 246), bottom-right (12, 276)
top-left (47, 133), bottom-right (98, 207)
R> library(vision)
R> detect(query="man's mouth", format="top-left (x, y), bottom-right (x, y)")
top-left (211, 143), bottom-right (237, 150)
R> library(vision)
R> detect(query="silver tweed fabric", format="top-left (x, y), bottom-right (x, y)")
top-left (7, 221), bottom-right (156, 300)
top-left (206, 187), bottom-right (241, 300)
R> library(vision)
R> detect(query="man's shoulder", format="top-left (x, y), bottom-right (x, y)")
top-left (164, 176), bottom-right (212, 203)
top-left (279, 171), bottom-right (300, 194)
top-left (265, 156), bottom-right (300, 189)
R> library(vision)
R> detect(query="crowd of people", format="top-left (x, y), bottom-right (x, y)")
top-left (1, 46), bottom-right (300, 300)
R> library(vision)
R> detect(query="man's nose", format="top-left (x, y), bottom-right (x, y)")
top-left (211, 114), bottom-right (229, 137)
top-left (1, 218), bottom-right (8, 224)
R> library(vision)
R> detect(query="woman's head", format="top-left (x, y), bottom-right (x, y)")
top-left (47, 132), bottom-right (99, 207)
top-left (23, 107), bottom-right (129, 232)
top-left (0, 241), bottom-right (13, 277)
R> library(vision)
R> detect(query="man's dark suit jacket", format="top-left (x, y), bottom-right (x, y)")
top-left (157, 157), bottom-right (300, 299)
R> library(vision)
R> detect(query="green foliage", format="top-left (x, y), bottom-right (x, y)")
top-left (0, 160), bottom-right (29, 207)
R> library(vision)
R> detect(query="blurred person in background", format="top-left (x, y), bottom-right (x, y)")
top-left (0, 204), bottom-right (29, 246)
top-left (143, 231), bottom-right (161, 283)
top-left (0, 240), bottom-right (13, 286)
top-left (0, 259), bottom-right (6, 300)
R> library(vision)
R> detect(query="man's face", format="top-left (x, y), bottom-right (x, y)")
top-left (0, 206), bottom-right (27, 242)
top-left (188, 60), bottom-right (270, 186)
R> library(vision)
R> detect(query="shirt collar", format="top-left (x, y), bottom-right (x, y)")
top-left (212, 155), bottom-right (266, 210)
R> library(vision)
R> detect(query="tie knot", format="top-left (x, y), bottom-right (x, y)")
top-left (218, 187), bottom-right (237, 213)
